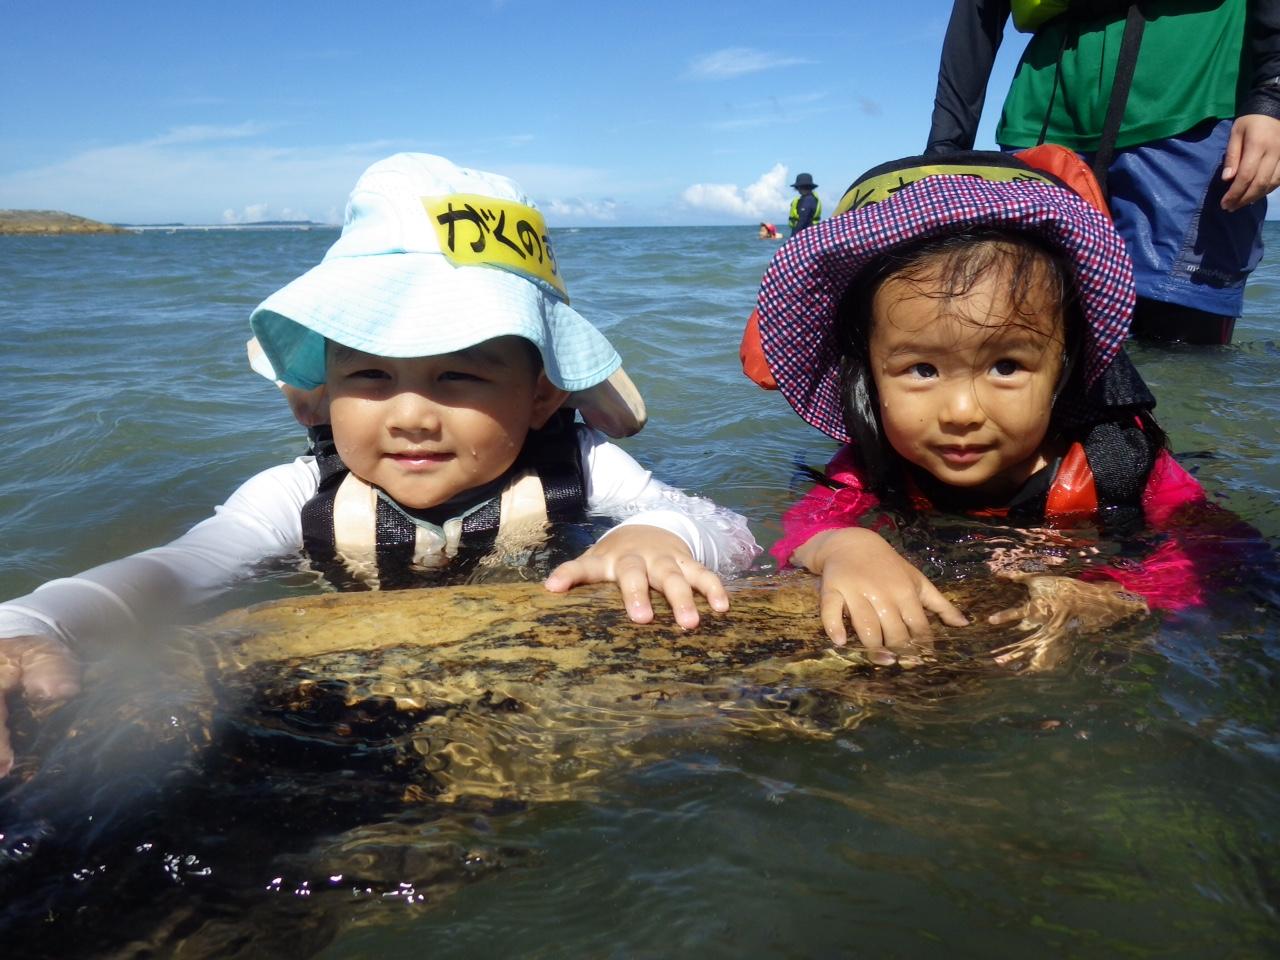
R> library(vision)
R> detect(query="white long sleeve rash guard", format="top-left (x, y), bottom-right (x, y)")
top-left (0, 427), bottom-right (761, 649)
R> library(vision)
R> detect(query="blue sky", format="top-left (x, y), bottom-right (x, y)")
top-left (0, 0), bottom-right (1025, 226)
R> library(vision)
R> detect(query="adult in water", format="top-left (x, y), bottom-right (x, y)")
top-left (789, 173), bottom-right (822, 236)
top-left (926, 0), bottom-right (1280, 345)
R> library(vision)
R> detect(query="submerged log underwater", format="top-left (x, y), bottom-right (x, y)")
top-left (3, 573), bottom-right (1132, 957)
top-left (202, 574), bottom-right (1043, 801)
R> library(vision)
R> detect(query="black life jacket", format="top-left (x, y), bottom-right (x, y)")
top-left (300, 413), bottom-right (590, 590)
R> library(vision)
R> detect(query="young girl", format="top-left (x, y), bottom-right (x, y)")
top-left (755, 151), bottom-right (1219, 668)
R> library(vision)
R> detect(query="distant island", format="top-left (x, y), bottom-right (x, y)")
top-left (0, 209), bottom-right (129, 235)
top-left (121, 220), bottom-right (333, 231)
top-left (0, 211), bottom-right (341, 234)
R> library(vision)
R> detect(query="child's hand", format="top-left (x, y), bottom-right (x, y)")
top-left (988, 570), bottom-right (1150, 670)
top-left (793, 528), bottom-right (968, 665)
top-left (545, 526), bottom-right (729, 630)
top-left (0, 634), bottom-right (80, 778)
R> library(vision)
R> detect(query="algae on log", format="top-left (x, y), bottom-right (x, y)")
top-left (199, 574), bottom-right (1030, 803)
top-left (0, 574), bottom-right (1122, 956)
top-left (0, 209), bottom-right (128, 235)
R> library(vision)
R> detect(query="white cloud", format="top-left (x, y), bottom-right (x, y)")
top-left (0, 135), bottom-right (402, 223)
top-left (688, 47), bottom-right (812, 80)
top-left (681, 163), bottom-right (790, 220)
top-left (222, 203), bottom-right (312, 224)
top-left (0, 131), bottom-right (627, 225)
top-left (494, 162), bottom-right (615, 200)
top-left (706, 92), bottom-right (831, 132)
top-left (149, 122), bottom-right (270, 146)
top-left (543, 198), bottom-right (618, 221)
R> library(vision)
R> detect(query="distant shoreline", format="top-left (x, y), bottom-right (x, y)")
top-left (0, 210), bottom-right (341, 235)
top-left (122, 221), bottom-right (335, 232)
top-left (0, 209), bottom-right (129, 235)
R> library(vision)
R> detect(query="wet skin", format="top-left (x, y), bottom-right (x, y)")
top-left (326, 336), bottom-right (729, 631)
top-left (325, 337), bottom-right (566, 510)
top-left (794, 251), bottom-right (1144, 662)
top-left (869, 270), bottom-right (1066, 501)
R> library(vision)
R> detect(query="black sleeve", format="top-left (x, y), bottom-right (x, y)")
top-left (1240, 0), bottom-right (1280, 119)
top-left (926, 0), bottom-right (1013, 154)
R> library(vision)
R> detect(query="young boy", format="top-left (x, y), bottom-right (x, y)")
top-left (0, 153), bottom-right (760, 776)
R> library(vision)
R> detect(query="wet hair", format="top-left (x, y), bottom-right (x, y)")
top-left (835, 228), bottom-right (1086, 500)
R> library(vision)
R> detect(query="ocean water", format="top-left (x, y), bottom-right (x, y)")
top-left (1, 225), bottom-right (1278, 956)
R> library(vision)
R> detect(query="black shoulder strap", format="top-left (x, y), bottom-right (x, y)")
top-left (306, 425), bottom-right (344, 484)
top-left (1091, 4), bottom-right (1146, 199)
top-left (300, 426), bottom-right (346, 567)
top-left (530, 413), bottom-right (589, 523)
top-left (301, 414), bottom-right (588, 582)
top-left (300, 426), bottom-right (418, 578)
top-left (1036, 4), bottom-right (1146, 203)
top-left (459, 411), bottom-right (587, 536)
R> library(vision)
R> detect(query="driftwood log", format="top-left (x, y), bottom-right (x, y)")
top-left (3, 573), bottom-right (1134, 957)
top-left (198, 574), bottom-right (1028, 803)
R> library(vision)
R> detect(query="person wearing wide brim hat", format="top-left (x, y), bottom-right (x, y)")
top-left (788, 171), bottom-right (822, 236)
top-left (0, 156), bottom-right (763, 731)
top-left (245, 152), bottom-right (758, 604)
top-left (250, 155), bottom-right (645, 440)
top-left (756, 149), bottom-right (1228, 664)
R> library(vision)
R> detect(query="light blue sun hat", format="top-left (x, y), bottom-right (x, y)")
top-left (250, 153), bottom-right (644, 436)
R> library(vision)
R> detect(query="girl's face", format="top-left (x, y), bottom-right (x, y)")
top-left (869, 263), bottom-right (1065, 500)
top-left (325, 336), bottom-right (567, 509)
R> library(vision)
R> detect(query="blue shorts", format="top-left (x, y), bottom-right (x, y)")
top-left (1104, 119), bottom-right (1266, 318)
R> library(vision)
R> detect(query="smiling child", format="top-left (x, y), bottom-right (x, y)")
top-left (0, 153), bottom-right (760, 776)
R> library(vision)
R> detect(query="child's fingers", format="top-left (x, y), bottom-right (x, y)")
top-left (651, 555), bottom-right (728, 629)
top-left (544, 557), bottom-right (593, 593)
top-left (678, 561), bottom-right (730, 614)
top-left (0, 637), bottom-right (80, 779)
top-left (987, 603), bottom-right (1030, 626)
top-left (653, 566), bottom-right (700, 630)
top-left (817, 586), bottom-right (853, 647)
top-left (872, 593), bottom-right (918, 652)
top-left (835, 592), bottom-right (899, 665)
top-left (918, 580), bottom-right (969, 628)
top-left (613, 555), bottom-right (657, 624)
top-left (545, 549), bottom-right (627, 592)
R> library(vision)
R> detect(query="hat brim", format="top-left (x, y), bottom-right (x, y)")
top-left (569, 366), bottom-right (647, 437)
top-left (757, 175), bottom-right (1134, 442)
top-left (250, 253), bottom-right (621, 395)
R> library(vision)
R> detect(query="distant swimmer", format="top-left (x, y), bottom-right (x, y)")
top-left (758, 222), bottom-right (781, 240)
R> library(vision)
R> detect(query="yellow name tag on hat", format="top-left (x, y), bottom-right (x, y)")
top-left (423, 194), bottom-right (568, 302)
top-left (836, 165), bottom-right (1056, 217)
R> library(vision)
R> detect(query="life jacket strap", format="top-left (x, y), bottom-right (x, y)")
top-left (301, 418), bottom-right (588, 588)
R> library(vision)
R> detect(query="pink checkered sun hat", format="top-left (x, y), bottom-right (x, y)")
top-left (756, 152), bottom-right (1136, 442)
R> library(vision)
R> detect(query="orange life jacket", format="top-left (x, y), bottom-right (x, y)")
top-left (905, 442), bottom-right (1099, 523)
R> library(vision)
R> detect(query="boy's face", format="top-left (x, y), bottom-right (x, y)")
top-left (869, 262), bottom-right (1065, 500)
top-left (326, 336), bottom-right (568, 509)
